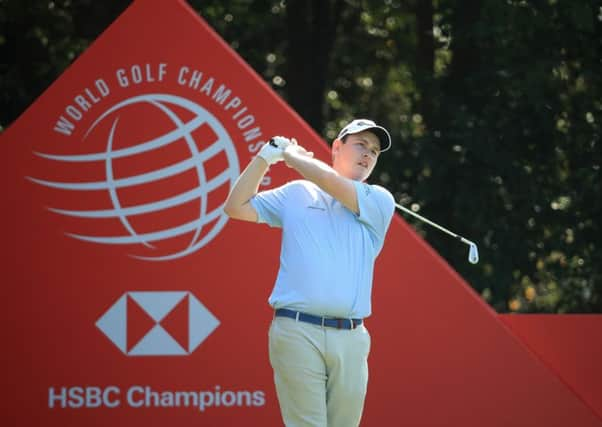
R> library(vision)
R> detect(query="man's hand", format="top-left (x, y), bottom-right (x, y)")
top-left (281, 138), bottom-right (357, 213)
top-left (257, 136), bottom-right (291, 165)
top-left (283, 138), bottom-right (314, 166)
top-left (270, 136), bottom-right (292, 151)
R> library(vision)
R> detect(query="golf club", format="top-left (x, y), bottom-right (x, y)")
top-left (395, 203), bottom-right (479, 264)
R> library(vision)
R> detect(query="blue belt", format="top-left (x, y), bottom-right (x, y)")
top-left (275, 308), bottom-right (362, 330)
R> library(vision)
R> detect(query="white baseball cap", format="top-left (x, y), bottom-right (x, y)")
top-left (336, 119), bottom-right (392, 152)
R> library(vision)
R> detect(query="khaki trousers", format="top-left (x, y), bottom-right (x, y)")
top-left (268, 315), bottom-right (371, 427)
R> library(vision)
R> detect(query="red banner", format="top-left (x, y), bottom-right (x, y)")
top-left (1, 0), bottom-right (600, 425)
top-left (500, 315), bottom-right (602, 421)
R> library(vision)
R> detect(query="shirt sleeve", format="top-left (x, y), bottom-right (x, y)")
top-left (352, 181), bottom-right (395, 248)
top-left (249, 182), bottom-right (292, 228)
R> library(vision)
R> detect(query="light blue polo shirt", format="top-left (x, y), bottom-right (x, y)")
top-left (250, 179), bottom-right (394, 319)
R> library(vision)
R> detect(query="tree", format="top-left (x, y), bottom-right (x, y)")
top-left (1, 0), bottom-right (600, 312)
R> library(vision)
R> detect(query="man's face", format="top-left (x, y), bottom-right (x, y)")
top-left (332, 130), bottom-right (381, 181)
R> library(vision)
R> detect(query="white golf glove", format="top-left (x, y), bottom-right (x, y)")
top-left (257, 136), bottom-right (292, 165)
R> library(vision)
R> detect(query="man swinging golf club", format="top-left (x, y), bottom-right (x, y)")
top-left (224, 119), bottom-right (395, 427)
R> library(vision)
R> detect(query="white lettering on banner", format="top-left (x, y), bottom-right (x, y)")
top-left (127, 385), bottom-right (266, 412)
top-left (175, 65), bottom-right (262, 144)
top-left (49, 386), bottom-right (266, 412)
top-left (116, 63), bottom-right (168, 87)
top-left (53, 79), bottom-right (110, 136)
top-left (55, 63), bottom-right (264, 145)
top-left (51, 63), bottom-right (270, 184)
top-left (48, 386), bottom-right (120, 408)
top-left (53, 62), bottom-right (272, 186)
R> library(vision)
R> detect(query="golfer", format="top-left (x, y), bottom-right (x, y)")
top-left (224, 119), bottom-right (395, 427)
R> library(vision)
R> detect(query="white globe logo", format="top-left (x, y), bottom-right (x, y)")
top-left (30, 94), bottom-right (240, 261)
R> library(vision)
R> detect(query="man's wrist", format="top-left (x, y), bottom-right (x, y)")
top-left (255, 153), bottom-right (271, 167)
top-left (257, 142), bottom-right (282, 165)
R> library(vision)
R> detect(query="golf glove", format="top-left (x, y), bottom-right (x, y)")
top-left (257, 136), bottom-right (291, 165)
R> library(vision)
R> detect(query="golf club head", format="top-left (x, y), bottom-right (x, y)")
top-left (468, 243), bottom-right (479, 264)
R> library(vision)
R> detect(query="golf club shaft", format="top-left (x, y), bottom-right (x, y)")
top-left (394, 203), bottom-right (474, 246)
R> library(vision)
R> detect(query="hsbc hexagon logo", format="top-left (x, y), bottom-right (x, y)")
top-left (96, 291), bottom-right (219, 356)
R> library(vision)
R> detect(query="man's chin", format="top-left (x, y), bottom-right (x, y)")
top-left (352, 171), bottom-right (371, 182)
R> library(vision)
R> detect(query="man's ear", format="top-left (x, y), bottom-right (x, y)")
top-left (332, 138), bottom-right (342, 154)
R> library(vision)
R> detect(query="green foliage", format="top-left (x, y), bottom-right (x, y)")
top-left (0, 0), bottom-right (129, 125)
top-left (1, 0), bottom-right (599, 312)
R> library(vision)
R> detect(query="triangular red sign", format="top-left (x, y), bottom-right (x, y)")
top-left (1, 0), bottom-right (600, 426)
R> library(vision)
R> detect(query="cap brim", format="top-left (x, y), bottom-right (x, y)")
top-left (337, 121), bottom-right (392, 152)
top-left (367, 126), bottom-right (392, 152)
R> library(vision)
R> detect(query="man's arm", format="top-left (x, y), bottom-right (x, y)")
top-left (223, 156), bottom-right (269, 222)
top-left (283, 143), bottom-right (359, 214)
top-left (224, 137), bottom-right (293, 222)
